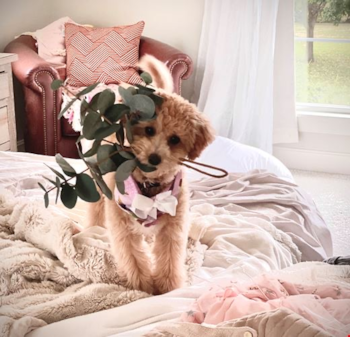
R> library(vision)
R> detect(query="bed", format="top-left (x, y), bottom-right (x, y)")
top-left (1, 136), bottom-right (348, 337)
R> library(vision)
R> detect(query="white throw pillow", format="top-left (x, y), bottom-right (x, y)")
top-left (35, 17), bottom-right (76, 65)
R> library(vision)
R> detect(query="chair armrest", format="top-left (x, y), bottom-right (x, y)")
top-left (4, 35), bottom-right (61, 93)
top-left (5, 35), bottom-right (65, 156)
top-left (139, 37), bottom-right (193, 95)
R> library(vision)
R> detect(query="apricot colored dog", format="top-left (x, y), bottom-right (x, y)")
top-left (88, 55), bottom-right (214, 294)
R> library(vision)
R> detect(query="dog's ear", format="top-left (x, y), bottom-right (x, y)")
top-left (188, 115), bottom-right (215, 160)
top-left (138, 54), bottom-right (174, 93)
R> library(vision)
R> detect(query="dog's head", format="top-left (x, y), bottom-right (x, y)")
top-left (131, 92), bottom-right (215, 184)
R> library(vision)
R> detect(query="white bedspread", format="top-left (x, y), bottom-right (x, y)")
top-left (0, 151), bottom-right (333, 337)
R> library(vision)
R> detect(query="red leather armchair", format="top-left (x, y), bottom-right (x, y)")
top-left (5, 35), bottom-right (193, 158)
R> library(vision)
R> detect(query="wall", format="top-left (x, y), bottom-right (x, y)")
top-left (273, 112), bottom-right (350, 174)
top-left (0, 0), bottom-right (55, 52)
top-left (49, 0), bottom-right (204, 100)
top-left (0, 0), bottom-right (205, 144)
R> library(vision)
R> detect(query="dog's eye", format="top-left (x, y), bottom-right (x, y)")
top-left (145, 127), bottom-right (155, 137)
top-left (169, 135), bottom-right (180, 145)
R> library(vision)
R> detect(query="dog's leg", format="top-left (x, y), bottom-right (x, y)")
top-left (103, 174), bottom-right (153, 294)
top-left (86, 195), bottom-right (105, 228)
top-left (152, 190), bottom-right (189, 294)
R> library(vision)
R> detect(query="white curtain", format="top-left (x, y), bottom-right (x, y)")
top-left (192, 0), bottom-right (298, 153)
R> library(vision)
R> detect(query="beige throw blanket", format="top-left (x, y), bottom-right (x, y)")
top-left (0, 189), bottom-right (206, 337)
top-left (189, 170), bottom-right (332, 261)
top-left (0, 167), bottom-right (333, 337)
top-left (143, 308), bottom-right (331, 337)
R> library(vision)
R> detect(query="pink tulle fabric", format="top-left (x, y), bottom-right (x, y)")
top-left (182, 274), bottom-right (350, 337)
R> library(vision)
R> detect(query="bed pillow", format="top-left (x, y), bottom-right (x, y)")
top-left (35, 17), bottom-right (76, 65)
top-left (65, 21), bottom-right (145, 87)
top-left (186, 136), bottom-right (294, 183)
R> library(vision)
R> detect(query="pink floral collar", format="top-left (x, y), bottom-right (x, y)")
top-left (115, 171), bottom-right (183, 227)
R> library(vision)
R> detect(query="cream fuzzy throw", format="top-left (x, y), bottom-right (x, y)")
top-left (0, 189), bottom-right (206, 337)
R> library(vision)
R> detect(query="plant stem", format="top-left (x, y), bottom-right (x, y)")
top-left (46, 149), bottom-right (132, 194)
top-left (46, 167), bottom-right (89, 193)
top-left (63, 86), bottom-right (114, 125)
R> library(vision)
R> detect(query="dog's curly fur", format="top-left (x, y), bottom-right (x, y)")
top-left (87, 55), bottom-right (214, 295)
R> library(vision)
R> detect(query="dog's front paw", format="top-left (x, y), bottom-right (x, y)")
top-left (124, 271), bottom-right (154, 294)
top-left (153, 272), bottom-right (186, 295)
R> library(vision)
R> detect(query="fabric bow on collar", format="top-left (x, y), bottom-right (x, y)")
top-left (130, 190), bottom-right (178, 220)
top-left (115, 171), bottom-right (182, 227)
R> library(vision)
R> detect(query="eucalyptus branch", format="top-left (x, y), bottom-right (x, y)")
top-left (46, 168), bottom-right (89, 194)
top-left (62, 86), bottom-right (114, 125)
top-left (44, 72), bottom-right (162, 208)
top-left (45, 148), bottom-right (132, 194)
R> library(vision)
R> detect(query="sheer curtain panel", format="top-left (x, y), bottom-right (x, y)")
top-left (192, 0), bottom-right (298, 153)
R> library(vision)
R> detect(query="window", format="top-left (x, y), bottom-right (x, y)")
top-left (294, 0), bottom-right (350, 114)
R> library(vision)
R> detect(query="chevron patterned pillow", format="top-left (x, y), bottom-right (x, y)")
top-left (65, 21), bottom-right (145, 87)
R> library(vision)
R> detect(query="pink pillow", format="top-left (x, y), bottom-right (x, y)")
top-left (35, 17), bottom-right (76, 65)
top-left (65, 21), bottom-right (145, 87)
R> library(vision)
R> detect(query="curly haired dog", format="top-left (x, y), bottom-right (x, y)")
top-left (88, 55), bottom-right (214, 295)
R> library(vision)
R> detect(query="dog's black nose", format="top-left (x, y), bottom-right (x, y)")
top-left (148, 153), bottom-right (161, 166)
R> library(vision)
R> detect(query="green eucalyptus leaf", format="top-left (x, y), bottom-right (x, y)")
top-left (83, 139), bottom-right (102, 158)
top-left (76, 144), bottom-right (113, 200)
top-left (60, 184), bottom-right (78, 209)
top-left (43, 176), bottom-right (57, 186)
top-left (125, 119), bottom-right (133, 144)
top-left (76, 134), bottom-right (84, 144)
top-left (45, 164), bottom-right (66, 181)
top-left (97, 89), bottom-right (116, 115)
top-left (97, 144), bottom-right (117, 174)
top-left (149, 93), bottom-right (164, 107)
top-left (116, 181), bottom-right (125, 195)
top-left (81, 93), bottom-right (104, 126)
top-left (115, 144), bottom-right (135, 159)
top-left (138, 111), bottom-right (155, 121)
top-left (127, 87), bottom-right (137, 95)
top-left (116, 122), bottom-right (125, 146)
top-left (82, 112), bottom-right (103, 140)
top-left (58, 97), bottom-right (77, 119)
top-left (91, 167), bottom-right (113, 199)
top-left (120, 150), bottom-right (135, 160)
top-left (51, 79), bottom-right (64, 90)
top-left (137, 161), bottom-right (157, 172)
top-left (130, 94), bottom-right (155, 118)
top-left (104, 104), bottom-right (129, 123)
top-left (135, 84), bottom-right (155, 95)
top-left (115, 159), bottom-right (137, 182)
top-left (75, 173), bottom-right (100, 202)
top-left (118, 86), bottom-right (132, 105)
top-left (55, 154), bottom-right (76, 177)
top-left (44, 192), bottom-right (49, 208)
top-left (94, 124), bottom-right (121, 142)
top-left (111, 152), bottom-right (128, 167)
top-left (80, 99), bottom-right (89, 125)
top-left (140, 72), bottom-right (152, 85)
top-left (129, 112), bottom-right (141, 125)
top-left (55, 177), bottom-right (60, 204)
top-left (38, 182), bottom-right (47, 192)
top-left (87, 92), bottom-right (102, 111)
top-left (77, 83), bottom-right (99, 97)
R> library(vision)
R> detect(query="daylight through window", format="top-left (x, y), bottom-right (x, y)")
top-left (294, 0), bottom-right (350, 113)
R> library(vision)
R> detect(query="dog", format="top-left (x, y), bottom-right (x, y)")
top-left (87, 55), bottom-right (214, 295)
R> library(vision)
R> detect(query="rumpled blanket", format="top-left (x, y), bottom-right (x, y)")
top-left (0, 189), bottom-right (206, 337)
top-left (182, 274), bottom-right (350, 336)
top-left (145, 308), bottom-right (331, 337)
top-left (189, 171), bottom-right (332, 261)
top-left (147, 262), bottom-right (350, 337)
top-left (0, 161), bottom-right (334, 337)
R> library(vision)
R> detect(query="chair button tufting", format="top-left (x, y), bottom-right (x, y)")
top-left (243, 332), bottom-right (253, 337)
